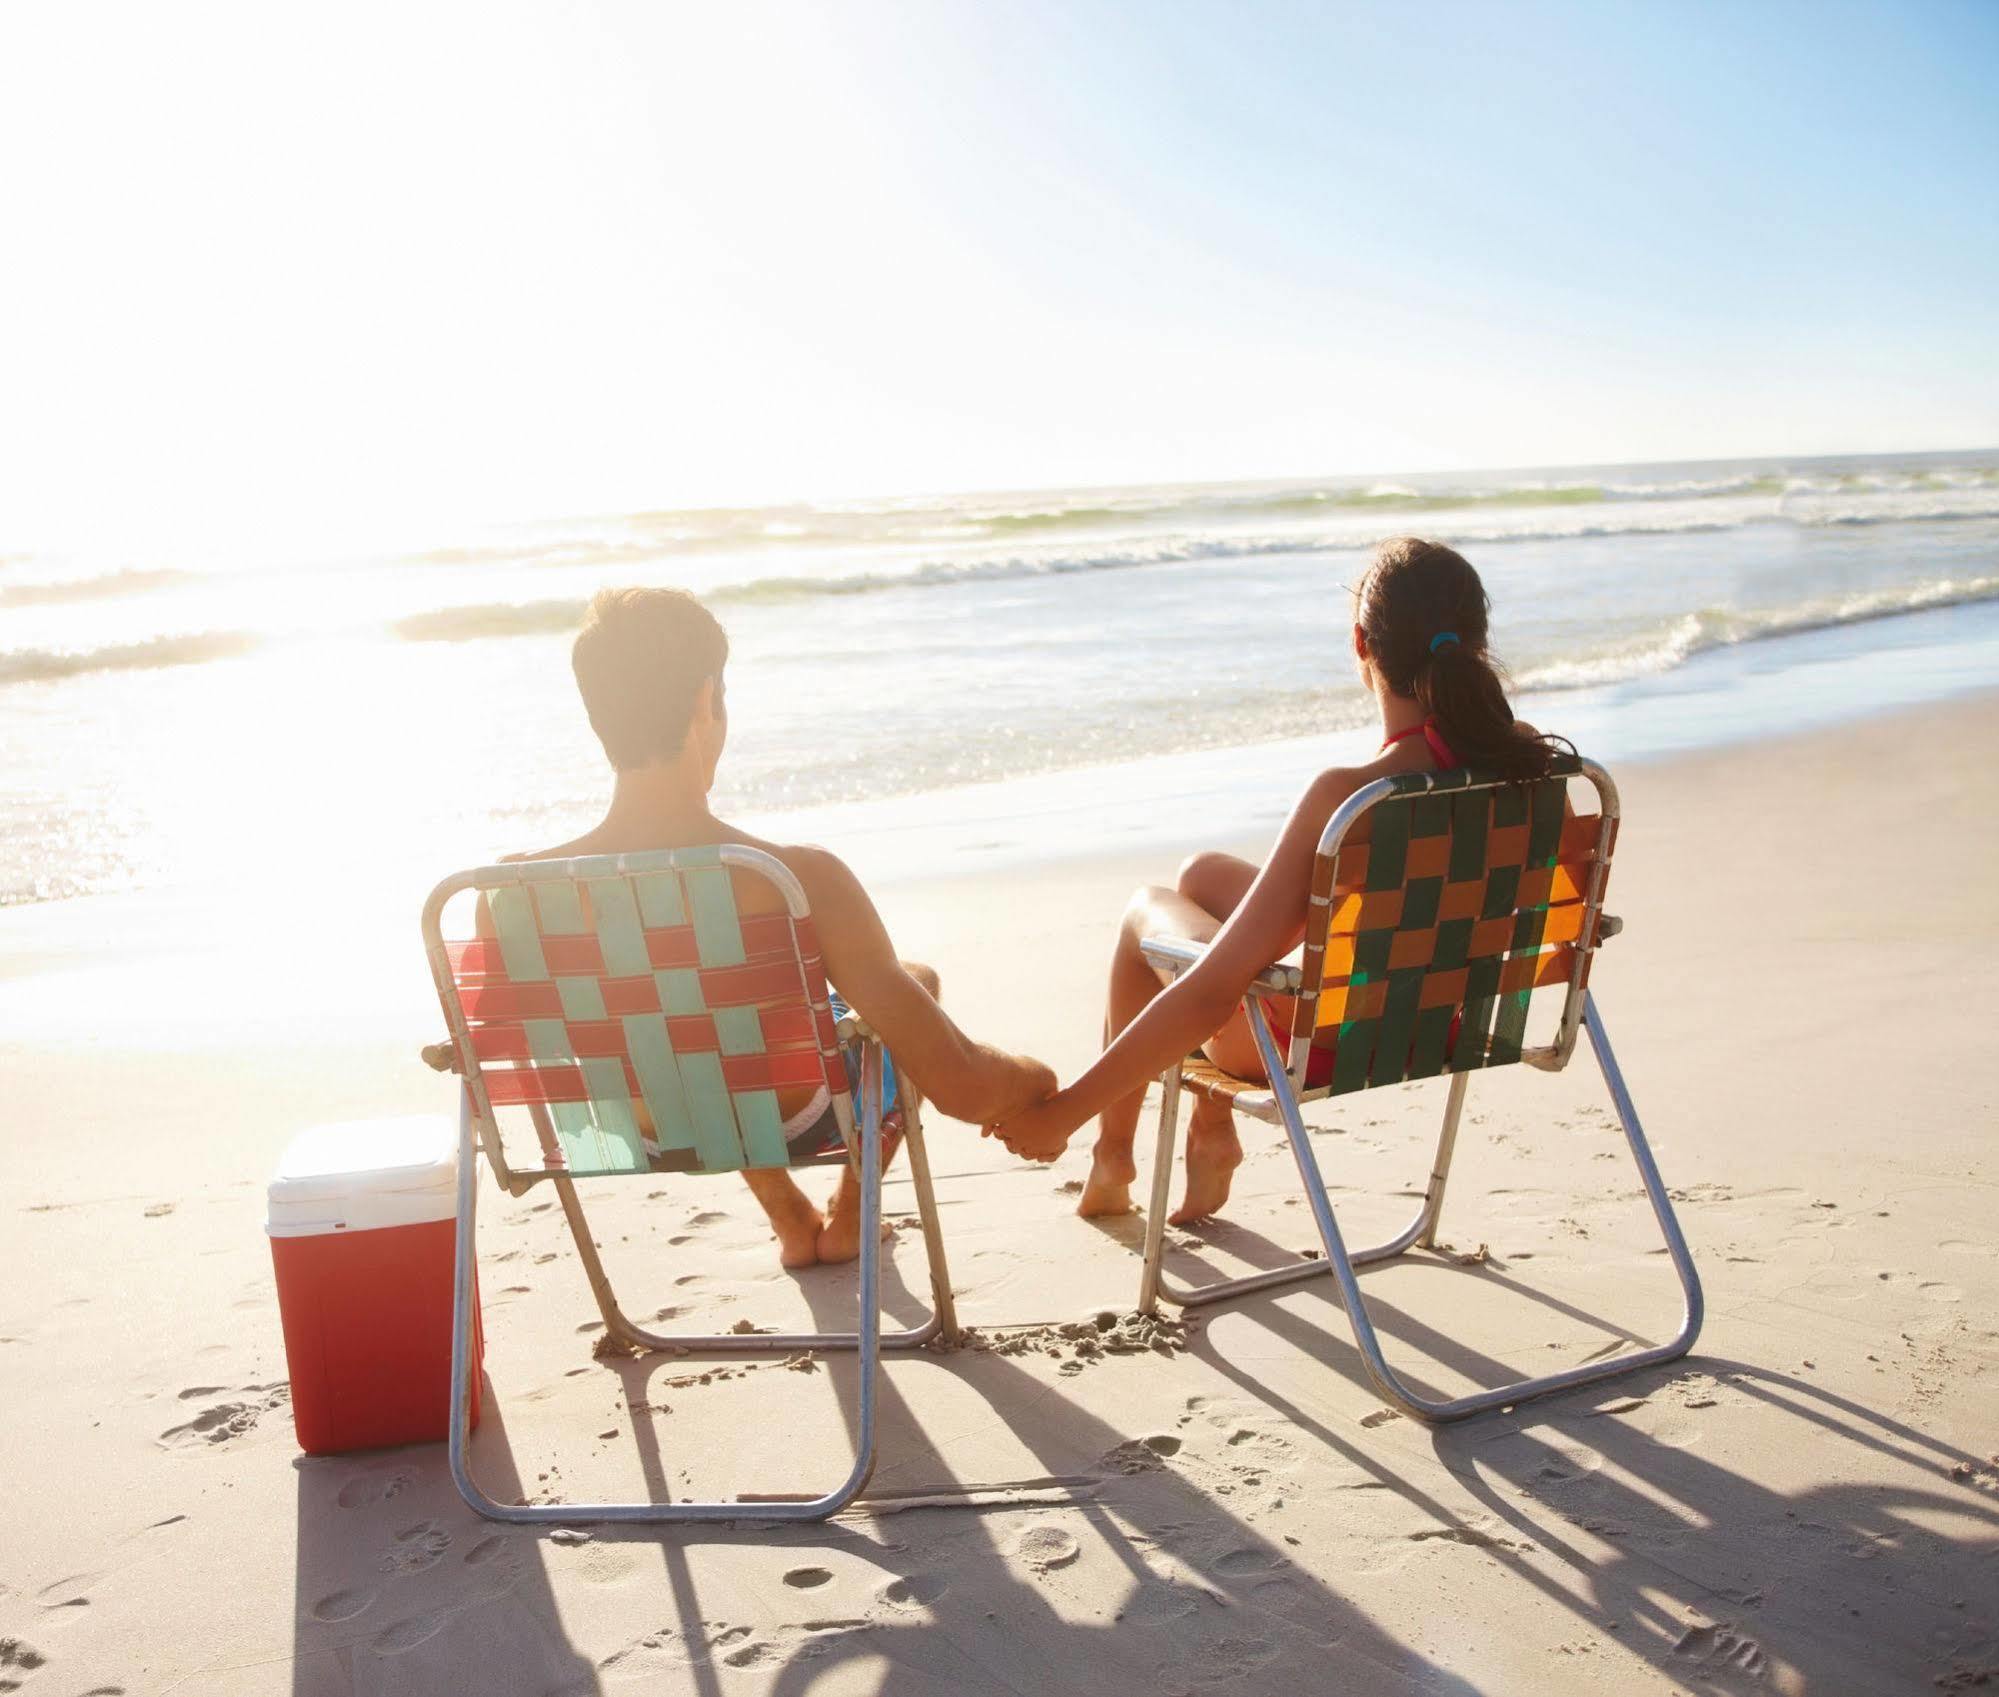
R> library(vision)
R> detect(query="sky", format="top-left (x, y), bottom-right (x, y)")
top-left (2, 0), bottom-right (1995, 553)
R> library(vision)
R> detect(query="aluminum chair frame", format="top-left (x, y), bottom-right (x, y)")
top-left (1135, 757), bottom-right (1703, 1422)
top-left (422, 844), bottom-right (960, 1523)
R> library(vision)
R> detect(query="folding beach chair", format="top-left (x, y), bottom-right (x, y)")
top-left (421, 844), bottom-right (959, 1523)
top-left (1136, 754), bottom-right (1702, 1421)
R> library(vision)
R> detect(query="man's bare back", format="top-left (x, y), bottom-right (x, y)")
top-left (500, 587), bottom-right (1053, 1267)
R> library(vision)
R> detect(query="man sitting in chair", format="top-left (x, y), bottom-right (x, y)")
top-left (501, 586), bottom-right (1056, 1269)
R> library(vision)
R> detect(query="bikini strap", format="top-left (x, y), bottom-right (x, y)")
top-left (1378, 718), bottom-right (1461, 771)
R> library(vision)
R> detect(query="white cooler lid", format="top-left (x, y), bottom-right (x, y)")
top-left (267, 1115), bottom-right (459, 1237)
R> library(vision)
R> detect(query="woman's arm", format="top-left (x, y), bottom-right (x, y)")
top-left (787, 845), bottom-right (1055, 1123)
top-left (992, 766), bottom-right (1361, 1158)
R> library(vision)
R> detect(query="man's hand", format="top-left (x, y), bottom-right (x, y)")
top-left (965, 1049), bottom-right (1058, 1126)
top-left (985, 1088), bottom-right (1087, 1163)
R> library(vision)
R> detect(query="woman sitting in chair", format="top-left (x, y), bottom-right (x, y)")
top-left (989, 536), bottom-right (1567, 1223)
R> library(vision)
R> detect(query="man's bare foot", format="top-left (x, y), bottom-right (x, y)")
top-left (1169, 1124), bottom-right (1243, 1224)
top-left (814, 1173), bottom-right (881, 1264)
top-left (1077, 1145), bottom-right (1138, 1217)
top-left (767, 1193), bottom-right (825, 1268)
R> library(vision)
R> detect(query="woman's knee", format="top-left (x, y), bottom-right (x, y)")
top-left (1177, 850), bottom-right (1251, 908)
top-left (1121, 883), bottom-right (1177, 938)
top-left (903, 960), bottom-right (941, 1001)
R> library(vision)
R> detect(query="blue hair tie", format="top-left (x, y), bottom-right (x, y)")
top-left (1429, 631), bottom-right (1460, 654)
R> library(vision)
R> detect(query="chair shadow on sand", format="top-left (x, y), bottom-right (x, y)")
top-left (1131, 1212), bottom-right (1999, 1696)
top-left (563, 1243), bottom-right (1478, 1697)
top-left (291, 1200), bottom-right (1998, 1697)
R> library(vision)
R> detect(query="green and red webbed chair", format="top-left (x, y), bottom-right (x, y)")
top-left (422, 844), bottom-right (958, 1523)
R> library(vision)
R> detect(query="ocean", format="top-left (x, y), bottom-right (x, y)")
top-left (4, 448), bottom-right (1998, 908)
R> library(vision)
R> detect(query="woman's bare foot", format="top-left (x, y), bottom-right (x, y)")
top-left (1169, 1122), bottom-right (1243, 1224)
top-left (1077, 1143), bottom-right (1138, 1217)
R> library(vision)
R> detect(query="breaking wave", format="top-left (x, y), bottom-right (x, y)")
top-left (1512, 576), bottom-right (1999, 692)
top-left (0, 630), bottom-right (261, 686)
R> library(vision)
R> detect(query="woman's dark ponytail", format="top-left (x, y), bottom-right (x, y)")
top-left (1356, 537), bottom-right (1558, 782)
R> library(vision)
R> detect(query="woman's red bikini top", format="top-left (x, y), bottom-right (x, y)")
top-left (1379, 718), bottom-right (1460, 771)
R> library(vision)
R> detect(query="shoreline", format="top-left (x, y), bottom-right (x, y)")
top-left (5, 596), bottom-right (1998, 931)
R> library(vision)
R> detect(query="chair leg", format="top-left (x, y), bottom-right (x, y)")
top-left (550, 1169), bottom-right (624, 1336)
top-left (1136, 1063), bottom-right (1184, 1314)
top-left (1145, 1046), bottom-right (1433, 1311)
top-left (448, 1048), bottom-right (888, 1524)
top-left (1248, 993), bottom-right (1704, 1424)
top-left (899, 1097), bottom-right (960, 1341)
top-left (1415, 1071), bottom-right (1471, 1250)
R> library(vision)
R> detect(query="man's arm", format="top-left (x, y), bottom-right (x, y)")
top-left (785, 846), bottom-right (1053, 1123)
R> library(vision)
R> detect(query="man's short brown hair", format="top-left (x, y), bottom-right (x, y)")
top-left (571, 588), bottom-right (728, 770)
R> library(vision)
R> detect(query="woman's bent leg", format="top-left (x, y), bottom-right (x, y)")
top-left (1080, 882), bottom-right (1228, 1216)
top-left (1080, 851), bottom-right (1264, 1222)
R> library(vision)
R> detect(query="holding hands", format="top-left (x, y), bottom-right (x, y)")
top-left (984, 1087), bottom-right (1089, 1163)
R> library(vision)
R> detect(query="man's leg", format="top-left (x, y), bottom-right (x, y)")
top-left (816, 961), bottom-right (932, 1263)
top-left (742, 1168), bottom-right (828, 1269)
top-left (1079, 852), bottom-right (1262, 1219)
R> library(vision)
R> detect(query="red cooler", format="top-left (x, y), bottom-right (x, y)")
top-left (267, 1115), bottom-right (482, 1455)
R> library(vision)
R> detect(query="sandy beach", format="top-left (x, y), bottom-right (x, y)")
top-left (2, 695), bottom-right (1996, 1696)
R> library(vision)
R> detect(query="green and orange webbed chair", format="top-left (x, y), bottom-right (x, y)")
top-left (1136, 754), bottom-right (1704, 1420)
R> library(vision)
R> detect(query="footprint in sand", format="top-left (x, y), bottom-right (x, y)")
top-left (1215, 1547), bottom-right (1286, 1578)
top-left (379, 1522), bottom-right (452, 1575)
top-left (36, 1572), bottom-right (96, 1615)
top-left (600, 1620), bottom-right (753, 1674)
top-left (372, 1614), bottom-right (447, 1655)
top-left (158, 1384), bottom-right (290, 1448)
top-left (878, 1573), bottom-right (948, 1610)
top-left (688, 1211), bottom-right (728, 1227)
top-left (1121, 1585), bottom-right (1200, 1626)
top-left (309, 1587), bottom-right (376, 1623)
top-left (782, 1567), bottom-right (834, 1589)
top-left (1181, 1635), bottom-right (1281, 1681)
top-left (1673, 1622), bottom-right (1765, 1677)
top-left (1223, 1426), bottom-right (1301, 1472)
top-left (336, 1468), bottom-right (413, 1509)
top-left (0, 1637), bottom-right (49, 1681)
top-left (1017, 1526), bottom-right (1081, 1574)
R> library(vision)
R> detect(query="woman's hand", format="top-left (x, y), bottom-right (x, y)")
top-left (985, 1088), bottom-right (1089, 1163)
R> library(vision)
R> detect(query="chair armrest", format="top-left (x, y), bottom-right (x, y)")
top-left (1139, 935), bottom-right (1302, 996)
top-left (1597, 914), bottom-right (1623, 941)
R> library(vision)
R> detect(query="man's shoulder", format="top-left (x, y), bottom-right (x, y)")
top-left (754, 839), bottom-right (859, 901)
